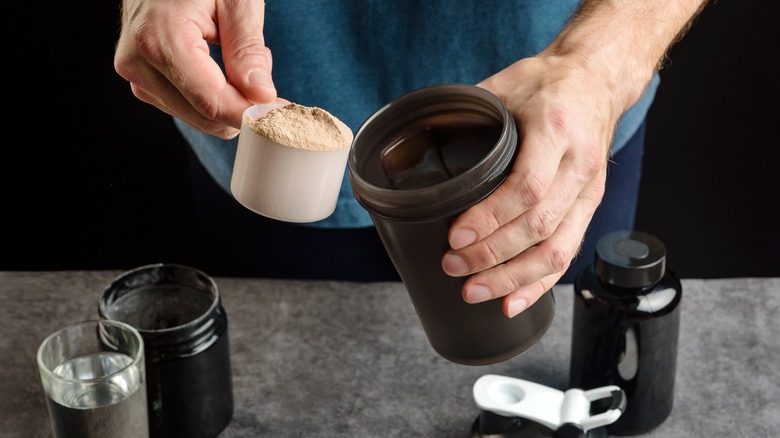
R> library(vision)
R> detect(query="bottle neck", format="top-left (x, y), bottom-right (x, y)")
top-left (141, 302), bottom-right (227, 359)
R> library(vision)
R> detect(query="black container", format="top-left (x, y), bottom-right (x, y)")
top-left (99, 263), bottom-right (233, 438)
top-left (569, 230), bottom-right (681, 435)
top-left (349, 83), bottom-right (555, 365)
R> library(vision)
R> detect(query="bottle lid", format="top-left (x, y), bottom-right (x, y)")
top-left (595, 230), bottom-right (666, 288)
top-left (471, 374), bottom-right (625, 438)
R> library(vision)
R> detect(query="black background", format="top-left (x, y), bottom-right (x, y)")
top-left (2, 1), bottom-right (778, 278)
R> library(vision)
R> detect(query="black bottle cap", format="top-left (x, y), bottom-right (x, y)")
top-left (595, 230), bottom-right (666, 288)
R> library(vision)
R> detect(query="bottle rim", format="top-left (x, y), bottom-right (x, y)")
top-left (348, 83), bottom-right (517, 220)
top-left (99, 263), bottom-right (226, 356)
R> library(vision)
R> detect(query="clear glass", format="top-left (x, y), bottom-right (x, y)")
top-left (37, 320), bottom-right (148, 438)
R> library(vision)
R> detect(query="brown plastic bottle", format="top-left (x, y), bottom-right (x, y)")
top-left (569, 230), bottom-right (682, 435)
top-left (349, 84), bottom-right (555, 365)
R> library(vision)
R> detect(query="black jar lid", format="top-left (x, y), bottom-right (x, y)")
top-left (595, 230), bottom-right (666, 288)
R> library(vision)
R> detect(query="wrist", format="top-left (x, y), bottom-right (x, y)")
top-left (541, 0), bottom-right (706, 112)
top-left (541, 33), bottom-right (652, 113)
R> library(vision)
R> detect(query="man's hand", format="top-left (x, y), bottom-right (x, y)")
top-left (114, 0), bottom-right (277, 139)
top-left (443, 0), bottom-right (708, 318)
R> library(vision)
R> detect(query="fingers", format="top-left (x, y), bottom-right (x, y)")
top-left (441, 112), bottom-right (607, 316)
top-left (128, 58), bottom-right (244, 139)
top-left (446, 124), bottom-right (563, 252)
top-left (462, 173), bottom-right (604, 318)
top-left (218, 0), bottom-right (277, 104)
top-left (114, 0), bottom-right (276, 138)
top-left (131, 80), bottom-right (243, 140)
top-left (442, 58), bottom-right (614, 316)
top-left (158, 32), bottom-right (255, 135)
top-left (502, 273), bottom-right (560, 318)
top-left (443, 110), bottom-right (603, 277)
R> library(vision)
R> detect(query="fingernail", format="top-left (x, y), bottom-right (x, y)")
top-left (465, 285), bottom-right (493, 303)
top-left (450, 229), bottom-right (477, 250)
top-left (248, 70), bottom-right (275, 90)
top-left (442, 253), bottom-right (469, 276)
top-left (222, 128), bottom-right (240, 140)
top-left (507, 298), bottom-right (528, 317)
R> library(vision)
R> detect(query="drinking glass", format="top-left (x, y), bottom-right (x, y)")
top-left (37, 319), bottom-right (149, 438)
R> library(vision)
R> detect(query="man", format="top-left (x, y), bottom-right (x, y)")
top-left (114, 0), bottom-right (707, 317)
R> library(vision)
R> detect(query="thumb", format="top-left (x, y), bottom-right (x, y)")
top-left (218, 0), bottom-right (277, 103)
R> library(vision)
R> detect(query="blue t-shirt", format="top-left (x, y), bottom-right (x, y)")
top-left (176, 0), bottom-right (659, 228)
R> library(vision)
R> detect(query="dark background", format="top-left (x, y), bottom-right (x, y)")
top-left (2, 1), bottom-right (778, 278)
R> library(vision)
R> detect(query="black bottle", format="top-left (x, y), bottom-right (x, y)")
top-left (569, 230), bottom-right (681, 435)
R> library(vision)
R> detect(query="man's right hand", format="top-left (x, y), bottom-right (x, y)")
top-left (114, 0), bottom-right (277, 139)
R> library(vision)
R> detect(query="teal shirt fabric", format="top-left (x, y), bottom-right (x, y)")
top-left (176, 0), bottom-right (660, 228)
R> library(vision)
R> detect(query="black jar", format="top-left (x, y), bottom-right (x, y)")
top-left (569, 230), bottom-right (682, 435)
top-left (349, 83), bottom-right (555, 365)
top-left (99, 263), bottom-right (233, 438)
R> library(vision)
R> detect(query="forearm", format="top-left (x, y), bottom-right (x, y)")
top-left (543, 0), bottom-right (708, 110)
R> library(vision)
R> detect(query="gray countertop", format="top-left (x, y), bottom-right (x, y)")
top-left (1, 271), bottom-right (778, 437)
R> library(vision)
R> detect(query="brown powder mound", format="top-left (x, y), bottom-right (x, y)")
top-left (245, 103), bottom-right (354, 151)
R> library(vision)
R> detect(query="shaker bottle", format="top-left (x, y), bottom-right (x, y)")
top-left (349, 83), bottom-right (555, 365)
top-left (569, 230), bottom-right (682, 435)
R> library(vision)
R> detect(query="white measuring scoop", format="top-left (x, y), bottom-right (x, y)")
top-left (473, 374), bottom-right (626, 434)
